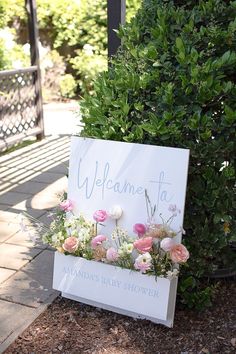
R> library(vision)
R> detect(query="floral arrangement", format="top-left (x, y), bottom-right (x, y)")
top-left (20, 192), bottom-right (189, 279)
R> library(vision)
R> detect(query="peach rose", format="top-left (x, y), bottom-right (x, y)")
top-left (62, 236), bottom-right (79, 253)
top-left (146, 224), bottom-right (171, 239)
top-left (133, 237), bottom-right (153, 253)
top-left (93, 245), bottom-right (107, 261)
top-left (170, 244), bottom-right (189, 263)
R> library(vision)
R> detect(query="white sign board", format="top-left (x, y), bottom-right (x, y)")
top-left (68, 137), bottom-right (189, 241)
top-left (53, 252), bottom-right (178, 327)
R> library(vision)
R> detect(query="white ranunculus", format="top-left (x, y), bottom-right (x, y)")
top-left (134, 252), bottom-right (152, 273)
top-left (109, 205), bottom-right (123, 220)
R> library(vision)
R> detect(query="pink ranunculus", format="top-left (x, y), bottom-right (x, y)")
top-left (106, 247), bottom-right (119, 262)
top-left (170, 244), bottom-right (189, 263)
top-left (134, 252), bottom-right (152, 273)
top-left (133, 223), bottom-right (147, 237)
top-left (160, 237), bottom-right (175, 252)
top-left (62, 236), bottom-right (79, 253)
top-left (93, 210), bottom-right (108, 223)
top-left (91, 234), bottom-right (107, 249)
top-left (133, 236), bottom-right (153, 253)
top-left (59, 199), bottom-right (73, 212)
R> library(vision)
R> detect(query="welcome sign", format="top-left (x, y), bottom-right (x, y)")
top-left (68, 137), bottom-right (189, 242)
top-left (53, 137), bottom-right (190, 327)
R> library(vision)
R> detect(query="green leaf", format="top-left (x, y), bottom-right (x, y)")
top-left (224, 105), bottom-right (235, 123)
top-left (122, 103), bottom-right (130, 115)
top-left (180, 276), bottom-right (196, 292)
top-left (176, 37), bottom-right (185, 53)
top-left (221, 50), bottom-right (231, 64)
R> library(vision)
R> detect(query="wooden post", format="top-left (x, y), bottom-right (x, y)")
top-left (107, 0), bottom-right (126, 60)
top-left (25, 0), bottom-right (44, 140)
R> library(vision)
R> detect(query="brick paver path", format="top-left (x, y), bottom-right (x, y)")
top-left (0, 101), bottom-right (79, 352)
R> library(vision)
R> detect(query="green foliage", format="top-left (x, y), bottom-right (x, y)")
top-left (37, 0), bottom-right (86, 48)
top-left (0, 0), bottom-right (140, 95)
top-left (81, 0), bottom-right (236, 308)
top-left (0, 28), bottom-right (30, 70)
top-left (66, 0), bottom-right (107, 94)
top-left (178, 276), bottom-right (215, 310)
top-left (41, 50), bottom-right (66, 101)
top-left (126, 0), bottom-right (142, 22)
top-left (0, 2), bottom-right (5, 28)
top-left (0, 0), bottom-right (25, 28)
top-left (0, 0), bottom-right (27, 70)
top-left (0, 39), bottom-right (10, 69)
top-left (70, 48), bottom-right (107, 95)
top-left (36, 0), bottom-right (140, 95)
top-left (59, 74), bottom-right (77, 98)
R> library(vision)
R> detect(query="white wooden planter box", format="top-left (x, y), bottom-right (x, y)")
top-left (53, 252), bottom-right (178, 327)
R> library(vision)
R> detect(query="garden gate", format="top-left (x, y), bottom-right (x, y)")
top-left (0, 0), bottom-right (125, 151)
top-left (0, 0), bottom-right (44, 151)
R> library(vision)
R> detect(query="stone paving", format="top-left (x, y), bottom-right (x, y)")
top-left (0, 102), bottom-right (79, 352)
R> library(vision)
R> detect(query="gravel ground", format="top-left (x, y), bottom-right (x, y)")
top-left (5, 281), bottom-right (236, 354)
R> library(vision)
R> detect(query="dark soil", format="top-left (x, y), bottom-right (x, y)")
top-left (5, 282), bottom-right (236, 354)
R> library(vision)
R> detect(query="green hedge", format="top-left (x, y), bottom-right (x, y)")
top-left (81, 0), bottom-right (236, 309)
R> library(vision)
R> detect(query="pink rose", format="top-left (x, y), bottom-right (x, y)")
top-left (133, 223), bottom-right (147, 237)
top-left (160, 237), bottom-right (175, 252)
top-left (91, 234), bottom-right (107, 249)
top-left (59, 199), bottom-right (73, 212)
top-left (93, 210), bottom-right (108, 223)
top-left (133, 237), bottom-right (153, 253)
top-left (106, 247), bottom-right (119, 261)
top-left (62, 236), bottom-right (79, 253)
top-left (170, 244), bottom-right (189, 263)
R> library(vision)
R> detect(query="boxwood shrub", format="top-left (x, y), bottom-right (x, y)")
top-left (80, 0), bottom-right (236, 309)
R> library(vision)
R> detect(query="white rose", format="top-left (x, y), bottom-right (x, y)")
top-left (160, 237), bottom-right (175, 252)
top-left (109, 205), bottom-right (123, 220)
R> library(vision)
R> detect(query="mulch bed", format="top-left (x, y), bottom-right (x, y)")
top-left (5, 281), bottom-right (236, 354)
